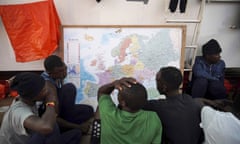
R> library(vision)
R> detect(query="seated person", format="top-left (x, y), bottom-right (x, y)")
top-left (41, 55), bottom-right (94, 133)
top-left (0, 72), bottom-right (81, 144)
top-left (198, 94), bottom-right (240, 144)
top-left (95, 77), bottom-right (162, 144)
top-left (144, 66), bottom-right (204, 144)
top-left (191, 39), bottom-right (227, 100)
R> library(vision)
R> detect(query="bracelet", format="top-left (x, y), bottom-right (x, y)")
top-left (46, 102), bottom-right (55, 107)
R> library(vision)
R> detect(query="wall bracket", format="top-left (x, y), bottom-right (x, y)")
top-left (126, 0), bottom-right (149, 4)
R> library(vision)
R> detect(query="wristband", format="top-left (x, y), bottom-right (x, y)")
top-left (46, 102), bottom-right (55, 107)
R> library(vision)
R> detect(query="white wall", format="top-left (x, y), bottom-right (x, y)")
top-left (0, 0), bottom-right (239, 71)
top-left (199, 2), bottom-right (240, 67)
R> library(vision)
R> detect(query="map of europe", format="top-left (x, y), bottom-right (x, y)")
top-left (63, 27), bottom-right (184, 110)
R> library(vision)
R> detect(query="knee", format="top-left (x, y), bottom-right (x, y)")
top-left (77, 105), bottom-right (94, 116)
top-left (84, 105), bottom-right (94, 115)
top-left (193, 77), bottom-right (208, 86)
top-left (60, 83), bottom-right (77, 97)
top-left (208, 81), bottom-right (227, 94)
top-left (59, 83), bottom-right (77, 106)
top-left (209, 80), bottom-right (225, 89)
top-left (62, 83), bottom-right (76, 92)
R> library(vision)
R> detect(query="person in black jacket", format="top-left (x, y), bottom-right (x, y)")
top-left (144, 66), bottom-right (204, 144)
top-left (41, 55), bottom-right (94, 134)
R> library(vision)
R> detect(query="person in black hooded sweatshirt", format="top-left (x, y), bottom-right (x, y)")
top-left (143, 66), bottom-right (204, 144)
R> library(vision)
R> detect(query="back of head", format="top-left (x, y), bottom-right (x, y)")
top-left (10, 72), bottom-right (45, 100)
top-left (120, 83), bottom-right (147, 111)
top-left (202, 39), bottom-right (222, 56)
top-left (159, 66), bottom-right (182, 90)
top-left (44, 55), bottom-right (64, 72)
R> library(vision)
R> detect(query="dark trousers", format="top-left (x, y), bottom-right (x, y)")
top-left (191, 77), bottom-right (227, 100)
top-left (169, 0), bottom-right (188, 13)
top-left (58, 83), bottom-right (94, 124)
top-left (27, 124), bottom-right (81, 144)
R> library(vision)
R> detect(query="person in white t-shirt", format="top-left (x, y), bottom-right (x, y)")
top-left (0, 72), bottom-right (81, 144)
top-left (199, 95), bottom-right (240, 144)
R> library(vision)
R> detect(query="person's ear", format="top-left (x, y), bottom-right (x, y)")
top-left (162, 84), bottom-right (168, 92)
top-left (46, 70), bottom-right (51, 75)
top-left (119, 99), bottom-right (127, 107)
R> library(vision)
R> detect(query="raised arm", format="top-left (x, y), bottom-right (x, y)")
top-left (97, 77), bottom-right (137, 101)
top-left (23, 81), bottom-right (58, 135)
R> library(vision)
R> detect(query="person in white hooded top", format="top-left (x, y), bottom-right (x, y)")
top-left (199, 94), bottom-right (240, 144)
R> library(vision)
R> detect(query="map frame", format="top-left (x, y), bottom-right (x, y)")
top-left (60, 25), bottom-right (186, 109)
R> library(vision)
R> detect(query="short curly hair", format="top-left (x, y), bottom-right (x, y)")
top-left (119, 83), bottom-right (147, 111)
top-left (44, 55), bottom-right (64, 72)
top-left (158, 66), bottom-right (182, 90)
top-left (10, 72), bottom-right (45, 100)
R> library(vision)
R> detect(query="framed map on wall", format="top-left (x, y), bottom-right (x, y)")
top-left (61, 25), bottom-right (186, 110)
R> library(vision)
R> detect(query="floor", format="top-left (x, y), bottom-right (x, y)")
top-left (80, 135), bottom-right (91, 144)
top-left (79, 118), bottom-right (94, 144)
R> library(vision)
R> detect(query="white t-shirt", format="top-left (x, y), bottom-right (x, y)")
top-left (200, 106), bottom-right (240, 144)
top-left (0, 100), bottom-right (37, 144)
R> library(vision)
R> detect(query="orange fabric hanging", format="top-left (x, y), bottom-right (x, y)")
top-left (0, 0), bottom-right (61, 62)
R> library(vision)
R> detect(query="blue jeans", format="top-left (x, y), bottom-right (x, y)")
top-left (191, 77), bottom-right (227, 100)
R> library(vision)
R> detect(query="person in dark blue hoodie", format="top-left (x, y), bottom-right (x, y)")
top-left (191, 39), bottom-right (227, 100)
